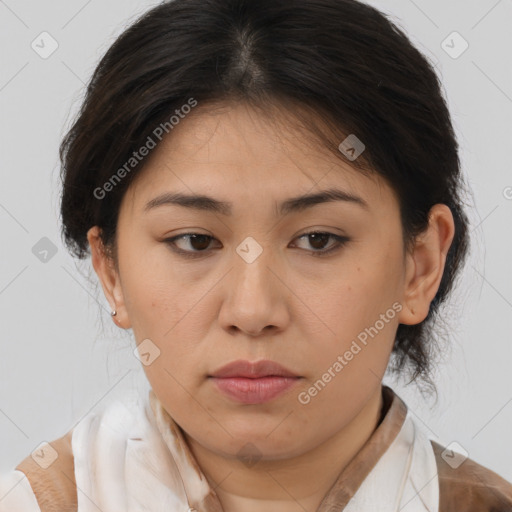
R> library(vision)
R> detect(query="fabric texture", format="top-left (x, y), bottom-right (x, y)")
top-left (1, 385), bottom-right (511, 511)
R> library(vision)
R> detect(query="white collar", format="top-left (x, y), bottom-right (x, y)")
top-left (71, 386), bottom-right (439, 512)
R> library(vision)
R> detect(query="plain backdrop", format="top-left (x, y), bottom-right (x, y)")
top-left (1, 0), bottom-right (511, 482)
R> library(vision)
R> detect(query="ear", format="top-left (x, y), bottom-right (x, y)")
top-left (398, 204), bottom-right (455, 326)
top-left (87, 226), bottom-right (131, 329)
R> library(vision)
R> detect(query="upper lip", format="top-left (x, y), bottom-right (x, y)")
top-left (209, 359), bottom-right (300, 378)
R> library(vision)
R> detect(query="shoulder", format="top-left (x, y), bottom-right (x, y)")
top-left (4, 391), bottom-right (152, 512)
top-left (12, 429), bottom-right (77, 512)
top-left (431, 439), bottom-right (512, 512)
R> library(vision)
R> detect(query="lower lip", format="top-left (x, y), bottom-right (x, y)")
top-left (210, 376), bottom-right (301, 404)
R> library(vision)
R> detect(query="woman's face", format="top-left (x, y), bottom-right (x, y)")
top-left (90, 101), bottom-right (430, 460)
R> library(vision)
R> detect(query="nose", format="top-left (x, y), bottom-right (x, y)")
top-left (218, 244), bottom-right (289, 337)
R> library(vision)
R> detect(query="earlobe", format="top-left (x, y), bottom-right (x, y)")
top-left (86, 226), bottom-right (131, 329)
top-left (398, 204), bottom-right (455, 326)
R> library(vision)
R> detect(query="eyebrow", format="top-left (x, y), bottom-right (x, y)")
top-left (143, 187), bottom-right (369, 216)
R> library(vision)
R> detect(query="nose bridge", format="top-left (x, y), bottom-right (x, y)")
top-left (232, 234), bottom-right (274, 297)
top-left (219, 234), bottom-right (286, 335)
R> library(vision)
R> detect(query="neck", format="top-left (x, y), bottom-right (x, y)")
top-left (184, 386), bottom-right (385, 512)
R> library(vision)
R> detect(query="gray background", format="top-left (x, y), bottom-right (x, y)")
top-left (1, 0), bottom-right (511, 482)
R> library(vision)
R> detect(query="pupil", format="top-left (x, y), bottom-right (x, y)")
top-left (309, 233), bottom-right (328, 250)
top-left (191, 235), bottom-right (210, 250)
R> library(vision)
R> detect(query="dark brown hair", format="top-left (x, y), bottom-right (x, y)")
top-left (59, 0), bottom-right (470, 393)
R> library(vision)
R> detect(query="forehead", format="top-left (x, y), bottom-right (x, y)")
top-left (123, 101), bottom-right (397, 215)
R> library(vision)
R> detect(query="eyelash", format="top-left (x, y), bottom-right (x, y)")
top-left (163, 231), bottom-right (350, 259)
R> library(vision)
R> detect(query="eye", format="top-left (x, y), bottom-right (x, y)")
top-left (163, 231), bottom-right (349, 259)
top-left (164, 233), bottom-right (218, 258)
top-left (291, 231), bottom-right (350, 257)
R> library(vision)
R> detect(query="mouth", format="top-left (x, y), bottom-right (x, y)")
top-left (208, 359), bottom-right (302, 404)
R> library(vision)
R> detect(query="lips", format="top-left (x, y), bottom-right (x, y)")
top-left (209, 359), bottom-right (299, 379)
top-left (208, 359), bottom-right (301, 404)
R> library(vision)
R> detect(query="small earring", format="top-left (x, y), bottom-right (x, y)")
top-left (111, 309), bottom-right (117, 317)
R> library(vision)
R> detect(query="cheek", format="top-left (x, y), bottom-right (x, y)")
top-left (119, 244), bottom-right (187, 332)
top-left (122, 270), bottom-right (210, 372)
top-left (304, 250), bottom-right (401, 369)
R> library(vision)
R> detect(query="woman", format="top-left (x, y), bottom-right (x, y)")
top-left (1, 0), bottom-right (511, 510)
